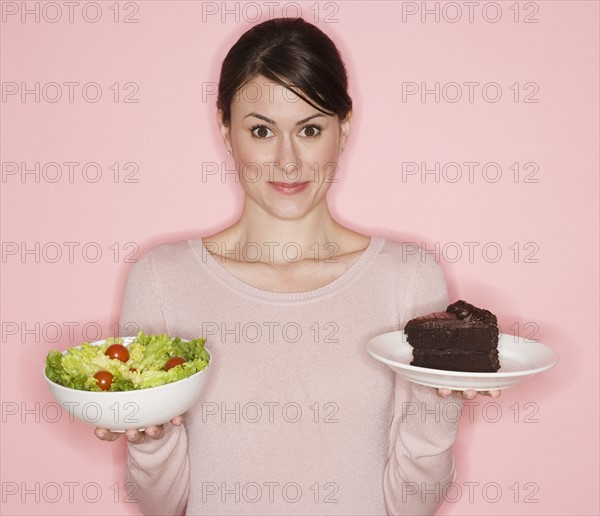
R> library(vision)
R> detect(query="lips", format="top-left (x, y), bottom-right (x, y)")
top-left (268, 181), bottom-right (310, 195)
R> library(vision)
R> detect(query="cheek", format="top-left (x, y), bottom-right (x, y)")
top-left (315, 137), bottom-right (342, 183)
top-left (235, 139), bottom-right (272, 165)
top-left (232, 141), bottom-right (266, 182)
top-left (309, 148), bottom-right (339, 179)
top-left (237, 161), bottom-right (264, 184)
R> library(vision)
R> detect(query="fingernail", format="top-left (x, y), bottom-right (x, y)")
top-left (146, 429), bottom-right (156, 437)
top-left (97, 430), bottom-right (105, 438)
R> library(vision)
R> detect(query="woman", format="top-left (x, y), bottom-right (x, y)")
top-left (96, 17), bottom-right (499, 515)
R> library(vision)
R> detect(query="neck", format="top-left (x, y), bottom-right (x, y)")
top-left (214, 200), bottom-right (346, 264)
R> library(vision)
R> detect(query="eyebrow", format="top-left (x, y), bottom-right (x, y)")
top-left (243, 113), bottom-right (326, 126)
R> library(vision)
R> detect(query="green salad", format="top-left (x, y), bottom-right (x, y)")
top-left (45, 331), bottom-right (210, 392)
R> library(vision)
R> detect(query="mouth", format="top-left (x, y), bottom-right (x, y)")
top-left (268, 181), bottom-right (310, 195)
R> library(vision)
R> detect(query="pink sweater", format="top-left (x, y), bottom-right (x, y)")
top-left (120, 236), bottom-right (463, 515)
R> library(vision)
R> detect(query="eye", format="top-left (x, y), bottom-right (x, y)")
top-left (299, 124), bottom-right (322, 139)
top-left (250, 124), bottom-right (273, 139)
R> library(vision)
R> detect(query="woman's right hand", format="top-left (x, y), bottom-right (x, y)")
top-left (94, 415), bottom-right (184, 443)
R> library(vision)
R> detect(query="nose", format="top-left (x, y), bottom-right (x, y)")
top-left (275, 136), bottom-right (302, 182)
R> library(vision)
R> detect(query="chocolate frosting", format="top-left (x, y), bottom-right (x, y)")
top-left (446, 300), bottom-right (496, 323)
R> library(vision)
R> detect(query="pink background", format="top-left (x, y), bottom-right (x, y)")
top-left (2, 1), bottom-right (598, 514)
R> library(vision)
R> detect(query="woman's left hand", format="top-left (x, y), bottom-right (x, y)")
top-left (436, 388), bottom-right (501, 400)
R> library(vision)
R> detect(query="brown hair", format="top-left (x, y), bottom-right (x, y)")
top-left (217, 17), bottom-right (352, 126)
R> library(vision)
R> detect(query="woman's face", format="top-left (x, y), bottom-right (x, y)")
top-left (217, 75), bottom-right (351, 221)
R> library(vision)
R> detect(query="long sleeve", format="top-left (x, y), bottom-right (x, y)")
top-left (119, 251), bottom-right (191, 516)
top-left (119, 250), bottom-right (167, 337)
top-left (111, 236), bottom-right (465, 514)
top-left (383, 250), bottom-right (464, 515)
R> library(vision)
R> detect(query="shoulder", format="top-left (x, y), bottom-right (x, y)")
top-left (377, 237), bottom-right (441, 272)
top-left (385, 239), bottom-right (449, 316)
top-left (367, 237), bottom-right (448, 318)
top-left (135, 238), bottom-right (198, 266)
top-left (378, 237), bottom-right (447, 295)
top-left (127, 239), bottom-right (201, 283)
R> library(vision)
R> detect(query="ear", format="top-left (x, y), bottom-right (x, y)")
top-left (339, 111), bottom-right (352, 152)
top-left (217, 109), bottom-right (233, 154)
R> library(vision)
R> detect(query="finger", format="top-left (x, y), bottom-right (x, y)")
top-left (477, 390), bottom-right (502, 398)
top-left (170, 415), bottom-right (184, 426)
top-left (460, 389), bottom-right (478, 400)
top-left (436, 388), bottom-right (452, 398)
top-left (95, 428), bottom-right (122, 442)
top-left (125, 429), bottom-right (144, 444)
top-left (144, 425), bottom-right (165, 440)
top-left (489, 389), bottom-right (501, 398)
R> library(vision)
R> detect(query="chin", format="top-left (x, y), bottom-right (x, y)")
top-left (268, 206), bottom-right (312, 221)
top-left (245, 187), bottom-right (327, 220)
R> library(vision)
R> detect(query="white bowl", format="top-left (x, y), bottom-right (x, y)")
top-left (44, 336), bottom-right (211, 431)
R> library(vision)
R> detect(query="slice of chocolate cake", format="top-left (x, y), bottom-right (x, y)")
top-left (404, 300), bottom-right (500, 372)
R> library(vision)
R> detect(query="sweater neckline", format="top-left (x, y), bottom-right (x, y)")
top-left (188, 236), bottom-right (386, 303)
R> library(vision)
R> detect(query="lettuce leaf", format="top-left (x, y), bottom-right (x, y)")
top-left (45, 331), bottom-right (209, 391)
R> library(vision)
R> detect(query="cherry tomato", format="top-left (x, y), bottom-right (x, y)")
top-left (105, 344), bottom-right (129, 363)
top-left (164, 357), bottom-right (186, 371)
top-left (94, 371), bottom-right (113, 391)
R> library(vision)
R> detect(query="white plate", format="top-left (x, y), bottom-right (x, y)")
top-left (367, 331), bottom-right (558, 391)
